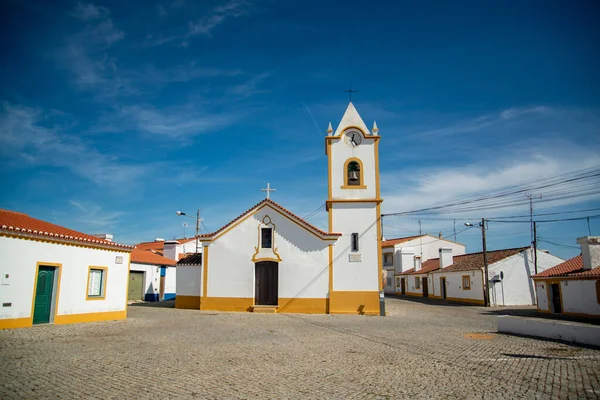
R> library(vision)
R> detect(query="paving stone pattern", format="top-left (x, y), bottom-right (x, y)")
top-left (1, 298), bottom-right (599, 399)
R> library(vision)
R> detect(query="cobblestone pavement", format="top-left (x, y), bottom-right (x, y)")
top-left (1, 298), bottom-right (599, 399)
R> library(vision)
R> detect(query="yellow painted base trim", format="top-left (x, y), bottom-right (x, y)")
top-left (0, 317), bottom-right (32, 330)
top-left (54, 310), bottom-right (126, 325)
top-left (201, 297), bottom-right (254, 312)
top-left (538, 309), bottom-right (600, 318)
top-left (330, 291), bottom-right (380, 315)
top-left (429, 295), bottom-right (442, 299)
top-left (176, 295), bottom-right (201, 309)
top-left (278, 298), bottom-right (327, 314)
top-left (404, 292), bottom-right (422, 297)
top-left (445, 297), bottom-right (485, 305)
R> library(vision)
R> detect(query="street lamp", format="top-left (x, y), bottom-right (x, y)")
top-left (465, 219), bottom-right (489, 307)
top-left (176, 209), bottom-right (200, 253)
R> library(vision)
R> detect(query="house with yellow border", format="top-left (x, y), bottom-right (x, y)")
top-left (533, 236), bottom-right (600, 317)
top-left (175, 102), bottom-right (384, 315)
top-left (0, 209), bottom-right (133, 329)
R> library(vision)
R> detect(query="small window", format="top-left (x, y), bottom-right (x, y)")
top-left (396, 277), bottom-right (400, 286)
top-left (87, 267), bottom-right (107, 300)
top-left (384, 253), bottom-right (393, 266)
top-left (415, 277), bottom-right (420, 289)
top-left (351, 233), bottom-right (359, 252)
top-left (462, 275), bottom-right (471, 290)
top-left (386, 277), bottom-right (392, 286)
top-left (261, 228), bottom-right (273, 249)
top-left (347, 161), bottom-right (361, 186)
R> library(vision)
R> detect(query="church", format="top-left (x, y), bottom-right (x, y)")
top-left (175, 103), bottom-right (383, 315)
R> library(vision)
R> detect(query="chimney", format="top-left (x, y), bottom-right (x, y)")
top-left (577, 236), bottom-right (600, 270)
top-left (438, 232), bottom-right (443, 239)
top-left (414, 255), bottom-right (422, 271)
top-left (92, 233), bottom-right (113, 242)
top-left (154, 238), bottom-right (165, 242)
top-left (397, 249), bottom-right (415, 274)
top-left (439, 248), bottom-right (453, 269)
top-left (163, 240), bottom-right (180, 260)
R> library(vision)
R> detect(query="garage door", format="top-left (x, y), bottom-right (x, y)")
top-left (128, 271), bottom-right (145, 301)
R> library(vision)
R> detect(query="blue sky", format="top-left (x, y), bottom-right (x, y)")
top-left (1, 0), bottom-right (599, 259)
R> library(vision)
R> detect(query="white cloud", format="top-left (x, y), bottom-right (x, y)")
top-left (0, 103), bottom-right (150, 188)
top-left (70, 2), bottom-right (110, 21)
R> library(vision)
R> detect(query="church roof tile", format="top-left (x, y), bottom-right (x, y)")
top-left (131, 248), bottom-right (176, 266)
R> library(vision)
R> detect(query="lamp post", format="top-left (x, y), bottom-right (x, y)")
top-left (177, 209), bottom-right (200, 253)
top-left (465, 218), bottom-right (489, 307)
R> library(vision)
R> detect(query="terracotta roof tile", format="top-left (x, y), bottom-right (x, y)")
top-left (0, 209), bottom-right (133, 250)
top-left (436, 247), bottom-right (529, 273)
top-left (131, 248), bottom-right (176, 266)
top-left (532, 255), bottom-right (600, 278)
top-left (403, 259), bottom-right (441, 275)
top-left (199, 199), bottom-right (341, 240)
top-left (135, 237), bottom-right (196, 251)
top-left (382, 235), bottom-right (423, 247)
top-left (177, 253), bottom-right (203, 265)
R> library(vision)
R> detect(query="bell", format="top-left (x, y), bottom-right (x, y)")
top-left (349, 171), bottom-right (359, 181)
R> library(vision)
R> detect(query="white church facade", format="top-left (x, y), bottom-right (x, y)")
top-left (175, 103), bottom-right (383, 315)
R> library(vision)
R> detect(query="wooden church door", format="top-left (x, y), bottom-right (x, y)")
top-left (255, 261), bottom-right (278, 305)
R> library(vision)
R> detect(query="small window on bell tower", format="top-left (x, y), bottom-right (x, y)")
top-left (347, 161), bottom-right (361, 186)
top-left (261, 228), bottom-right (273, 249)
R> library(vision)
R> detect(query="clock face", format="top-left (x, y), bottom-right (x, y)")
top-left (344, 130), bottom-right (363, 147)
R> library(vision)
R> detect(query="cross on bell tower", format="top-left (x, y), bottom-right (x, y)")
top-left (261, 183), bottom-right (276, 199)
top-left (343, 84), bottom-right (358, 102)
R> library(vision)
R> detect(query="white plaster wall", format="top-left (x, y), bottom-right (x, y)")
top-left (0, 236), bottom-right (129, 320)
top-left (329, 137), bottom-right (377, 200)
top-left (176, 265), bottom-right (201, 297)
top-left (331, 202), bottom-right (379, 291)
top-left (406, 275), bottom-right (423, 295)
top-left (535, 281), bottom-right (550, 311)
top-left (130, 263), bottom-right (160, 298)
top-left (165, 266), bottom-right (176, 294)
top-left (560, 280), bottom-right (600, 316)
top-left (488, 249), bottom-right (563, 306)
top-left (389, 237), bottom-right (466, 264)
top-left (433, 270), bottom-right (483, 301)
top-left (207, 204), bottom-right (331, 299)
top-left (498, 316), bottom-right (600, 347)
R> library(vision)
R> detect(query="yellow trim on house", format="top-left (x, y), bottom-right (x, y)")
top-left (86, 266), bottom-right (108, 300)
top-left (544, 279), bottom-right (564, 314)
top-left (404, 291), bottom-right (422, 297)
top-left (31, 262), bottom-right (62, 325)
top-left (326, 199), bottom-right (383, 206)
top-left (202, 246), bottom-right (209, 301)
top-left (201, 297), bottom-right (253, 312)
top-left (175, 295), bottom-right (201, 309)
top-left (340, 185), bottom-right (367, 189)
top-left (0, 232), bottom-right (132, 253)
top-left (0, 317), bottom-right (32, 329)
top-left (54, 310), bottom-right (126, 325)
top-left (329, 291), bottom-right (379, 315)
top-left (327, 140), bottom-right (332, 198)
top-left (374, 139), bottom-right (381, 199)
top-left (414, 276), bottom-right (421, 289)
top-left (377, 203), bottom-right (382, 292)
top-left (534, 276), bottom-right (600, 281)
top-left (124, 256), bottom-right (131, 310)
top-left (278, 298), bottom-right (328, 314)
top-left (444, 297), bottom-right (485, 305)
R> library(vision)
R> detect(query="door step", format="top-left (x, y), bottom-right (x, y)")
top-left (252, 305), bottom-right (278, 313)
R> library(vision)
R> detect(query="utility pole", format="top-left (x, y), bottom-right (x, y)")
top-left (418, 219), bottom-right (423, 258)
top-left (587, 217), bottom-right (592, 236)
top-left (453, 219), bottom-right (456, 242)
top-left (481, 218), bottom-right (489, 307)
top-left (195, 209), bottom-right (200, 253)
top-left (533, 222), bottom-right (538, 275)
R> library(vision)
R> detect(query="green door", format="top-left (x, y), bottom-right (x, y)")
top-left (33, 266), bottom-right (55, 325)
top-left (128, 271), bottom-right (144, 301)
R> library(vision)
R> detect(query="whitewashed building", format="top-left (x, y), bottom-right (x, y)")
top-left (382, 235), bottom-right (466, 294)
top-left (175, 102), bottom-right (383, 314)
top-left (129, 248), bottom-right (177, 302)
top-left (0, 209), bottom-right (133, 329)
top-left (430, 247), bottom-right (563, 306)
top-left (533, 236), bottom-right (600, 317)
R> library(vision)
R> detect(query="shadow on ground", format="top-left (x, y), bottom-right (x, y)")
top-left (129, 300), bottom-right (175, 308)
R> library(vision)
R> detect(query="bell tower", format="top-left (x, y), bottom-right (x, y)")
top-left (325, 102), bottom-right (382, 315)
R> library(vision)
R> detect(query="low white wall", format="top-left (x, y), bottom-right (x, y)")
top-left (498, 315), bottom-right (600, 347)
top-left (176, 265), bottom-right (202, 297)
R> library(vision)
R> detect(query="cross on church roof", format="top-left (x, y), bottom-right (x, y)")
top-left (261, 183), bottom-right (276, 199)
top-left (343, 84), bottom-right (358, 102)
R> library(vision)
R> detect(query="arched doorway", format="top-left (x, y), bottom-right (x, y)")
top-left (255, 261), bottom-right (278, 305)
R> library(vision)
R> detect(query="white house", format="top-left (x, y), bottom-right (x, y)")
top-left (129, 248), bottom-right (177, 302)
top-left (135, 237), bottom-right (200, 259)
top-left (533, 236), bottom-right (600, 317)
top-left (0, 209), bottom-right (133, 329)
top-left (175, 102), bottom-right (383, 315)
top-left (383, 235), bottom-right (466, 294)
top-left (397, 248), bottom-right (456, 297)
top-left (430, 247), bottom-right (563, 306)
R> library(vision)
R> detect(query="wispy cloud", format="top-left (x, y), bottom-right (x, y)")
top-left (145, 0), bottom-right (252, 47)
top-left (70, 2), bottom-right (110, 21)
top-left (229, 72), bottom-right (270, 99)
top-left (0, 103), bottom-right (150, 188)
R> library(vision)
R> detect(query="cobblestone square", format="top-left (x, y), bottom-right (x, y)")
top-left (1, 298), bottom-right (599, 399)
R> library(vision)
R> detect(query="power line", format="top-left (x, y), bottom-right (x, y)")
top-left (488, 214), bottom-right (600, 223)
top-left (538, 239), bottom-right (580, 250)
